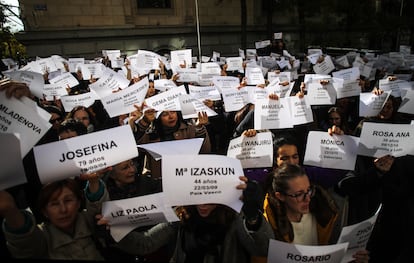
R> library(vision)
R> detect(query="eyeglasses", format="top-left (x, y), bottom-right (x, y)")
top-left (283, 185), bottom-right (315, 202)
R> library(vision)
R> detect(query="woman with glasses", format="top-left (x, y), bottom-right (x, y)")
top-left (264, 164), bottom-right (336, 245)
top-left (264, 163), bottom-right (369, 262)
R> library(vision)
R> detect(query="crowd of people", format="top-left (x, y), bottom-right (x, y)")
top-left (0, 37), bottom-right (413, 263)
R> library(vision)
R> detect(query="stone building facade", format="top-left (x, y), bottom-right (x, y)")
top-left (16, 0), bottom-right (278, 59)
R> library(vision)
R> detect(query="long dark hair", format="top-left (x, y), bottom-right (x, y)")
top-left (266, 164), bottom-right (307, 241)
top-left (151, 111), bottom-right (185, 141)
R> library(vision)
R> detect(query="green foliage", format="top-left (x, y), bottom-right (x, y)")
top-left (1, 29), bottom-right (26, 60)
top-left (1, 4), bottom-right (26, 60)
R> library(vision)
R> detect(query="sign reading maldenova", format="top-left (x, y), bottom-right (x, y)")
top-left (0, 91), bottom-right (51, 157)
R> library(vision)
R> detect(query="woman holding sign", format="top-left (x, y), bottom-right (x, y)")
top-left (98, 159), bottom-right (170, 262)
top-left (130, 107), bottom-right (211, 179)
top-left (98, 176), bottom-right (273, 263)
top-left (0, 172), bottom-right (109, 260)
top-left (264, 164), bottom-right (369, 263)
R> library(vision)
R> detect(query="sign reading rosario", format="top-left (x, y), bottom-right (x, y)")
top-left (267, 239), bottom-right (349, 263)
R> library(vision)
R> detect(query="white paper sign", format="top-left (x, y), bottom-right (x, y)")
top-left (176, 68), bottom-right (200, 83)
top-left (153, 79), bottom-right (177, 92)
top-left (398, 89), bottom-right (414, 114)
top-left (0, 134), bottom-right (27, 190)
top-left (245, 67), bottom-right (265, 85)
top-left (101, 193), bottom-right (179, 242)
top-left (33, 125), bottom-right (139, 184)
top-left (337, 206), bottom-right (381, 263)
top-left (5, 70), bottom-right (45, 99)
top-left (335, 55), bottom-right (350, 68)
top-left (43, 83), bottom-right (69, 97)
top-left (138, 138), bottom-right (204, 161)
top-left (0, 92), bottom-right (52, 157)
top-left (255, 40), bottom-right (271, 49)
top-left (49, 72), bottom-right (80, 88)
top-left (254, 98), bottom-right (293, 130)
top-left (332, 67), bottom-right (360, 82)
top-left (303, 131), bottom-right (360, 170)
top-left (201, 62), bottom-right (221, 75)
top-left (179, 94), bottom-right (218, 119)
top-left (313, 56), bottom-right (336, 75)
top-left (305, 82), bottom-right (336, 106)
top-left (188, 84), bottom-right (221, 101)
top-left (101, 77), bottom-right (149, 117)
top-left (79, 63), bottom-right (104, 80)
top-left (144, 85), bottom-right (187, 111)
top-left (225, 57), bottom-right (244, 71)
top-left (227, 132), bottom-right (273, 169)
top-left (288, 96), bottom-right (314, 125)
top-left (265, 80), bottom-right (294, 98)
top-left (248, 86), bottom-right (270, 103)
top-left (60, 92), bottom-right (97, 112)
top-left (268, 71), bottom-right (291, 83)
top-left (335, 80), bottom-right (361, 99)
top-left (357, 122), bottom-right (414, 158)
top-left (68, 58), bottom-right (85, 73)
top-left (88, 68), bottom-right (130, 98)
top-left (378, 79), bottom-right (411, 98)
top-left (136, 50), bottom-right (162, 70)
top-left (103, 50), bottom-right (121, 61)
top-left (170, 49), bottom-right (192, 71)
top-left (267, 239), bottom-right (349, 263)
top-left (212, 76), bottom-right (241, 93)
top-left (161, 154), bottom-right (244, 212)
top-left (221, 87), bottom-right (249, 112)
top-left (359, 91), bottom-right (390, 117)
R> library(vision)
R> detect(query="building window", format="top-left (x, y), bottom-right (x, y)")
top-left (137, 0), bottom-right (172, 8)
